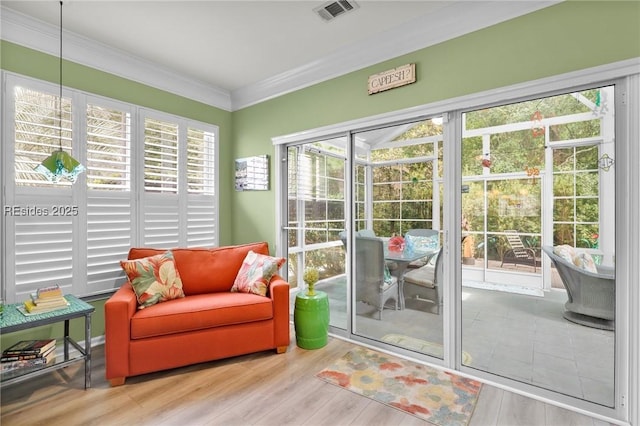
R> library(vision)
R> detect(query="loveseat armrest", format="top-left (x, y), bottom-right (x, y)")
top-left (104, 283), bottom-right (137, 384)
top-left (269, 274), bottom-right (290, 350)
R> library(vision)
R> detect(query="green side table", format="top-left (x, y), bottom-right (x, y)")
top-left (294, 291), bottom-right (330, 349)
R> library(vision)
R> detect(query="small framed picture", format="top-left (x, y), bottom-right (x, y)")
top-left (235, 155), bottom-right (269, 191)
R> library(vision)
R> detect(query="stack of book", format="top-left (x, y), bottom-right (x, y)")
top-left (23, 285), bottom-right (69, 314)
top-left (1, 339), bottom-right (57, 372)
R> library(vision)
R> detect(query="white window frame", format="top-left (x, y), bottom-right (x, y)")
top-left (1, 72), bottom-right (219, 302)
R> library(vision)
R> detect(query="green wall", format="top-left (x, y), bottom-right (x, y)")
top-left (231, 1), bottom-right (640, 249)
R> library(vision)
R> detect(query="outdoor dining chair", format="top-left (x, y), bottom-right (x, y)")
top-left (354, 236), bottom-right (399, 320)
top-left (402, 247), bottom-right (443, 314)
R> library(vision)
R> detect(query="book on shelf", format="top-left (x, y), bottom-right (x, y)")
top-left (1, 344), bottom-right (56, 363)
top-left (2, 339), bottom-right (57, 356)
top-left (0, 352), bottom-right (42, 362)
top-left (1, 346), bottom-right (56, 372)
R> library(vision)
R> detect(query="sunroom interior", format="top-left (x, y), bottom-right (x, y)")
top-left (286, 85), bottom-right (616, 408)
top-left (3, 1), bottom-right (637, 423)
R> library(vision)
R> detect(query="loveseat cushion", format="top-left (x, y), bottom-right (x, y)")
top-left (128, 242), bottom-right (269, 295)
top-left (130, 292), bottom-right (273, 339)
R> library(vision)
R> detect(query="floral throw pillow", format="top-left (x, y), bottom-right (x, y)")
top-left (120, 250), bottom-right (185, 309)
top-left (232, 251), bottom-right (286, 297)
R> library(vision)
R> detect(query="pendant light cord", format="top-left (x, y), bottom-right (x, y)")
top-left (58, 0), bottom-right (63, 151)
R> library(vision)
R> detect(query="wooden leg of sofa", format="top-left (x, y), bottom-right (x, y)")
top-left (276, 346), bottom-right (288, 354)
top-left (108, 377), bottom-right (126, 387)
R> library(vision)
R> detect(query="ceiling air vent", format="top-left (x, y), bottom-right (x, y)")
top-left (314, 0), bottom-right (359, 22)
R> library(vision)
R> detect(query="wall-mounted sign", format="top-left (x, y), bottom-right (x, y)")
top-left (368, 63), bottom-right (416, 95)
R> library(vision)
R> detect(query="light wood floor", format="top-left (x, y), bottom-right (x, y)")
top-left (0, 330), bottom-right (613, 426)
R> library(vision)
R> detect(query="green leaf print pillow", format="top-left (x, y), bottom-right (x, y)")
top-left (120, 250), bottom-right (185, 309)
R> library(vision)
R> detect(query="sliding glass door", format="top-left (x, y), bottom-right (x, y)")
top-left (460, 86), bottom-right (616, 407)
top-left (285, 137), bottom-right (348, 330)
top-left (282, 117), bottom-right (447, 358)
top-left (278, 81), bottom-right (624, 418)
top-left (350, 118), bottom-right (446, 359)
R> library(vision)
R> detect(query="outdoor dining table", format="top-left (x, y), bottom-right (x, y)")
top-left (384, 246), bottom-right (439, 310)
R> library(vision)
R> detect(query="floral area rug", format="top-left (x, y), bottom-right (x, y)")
top-left (316, 346), bottom-right (482, 426)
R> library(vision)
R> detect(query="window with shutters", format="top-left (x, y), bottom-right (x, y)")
top-left (1, 74), bottom-right (219, 303)
top-left (187, 127), bottom-right (215, 195)
top-left (186, 127), bottom-right (216, 246)
top-left (142, 116), bottom-right (180, 247)
top-left (144, 118), bottom-right (178, 194)
top-left (10, 82), bottom-right (76, 302)
top-left (86, 104), bottom-right (131, 191)
top-left (86, 102), bottom-right (133, 295)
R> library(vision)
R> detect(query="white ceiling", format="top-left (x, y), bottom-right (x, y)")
top-left (1, 1), bottom-right (558, 110)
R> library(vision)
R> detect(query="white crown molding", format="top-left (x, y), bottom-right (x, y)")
top-left (2, 2), bottom-right (560, 112)
top-left (231, 1), bottom-right (561, 111)
top-left (0, 6), bottom-right (233, 111)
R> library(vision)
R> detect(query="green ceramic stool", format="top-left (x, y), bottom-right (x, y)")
top-left (294, 291), bottom-right (330, 349)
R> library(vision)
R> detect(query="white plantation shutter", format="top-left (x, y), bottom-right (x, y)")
top-left (86, 193), bottom-right (132, 293)
top-left (11, 192), bottom-right (76, 300)
top-left (86, 103), bottom-right (133, 293)
top-left (6, 81), bottom-right (77, 301)
top-left (186, 127), bottom-right (216, 247)
top-left (143, 194), bottom-right (180, 247)
top-left (2, 75), bottom-right (219, 303)
top-left (141, 114), bottom-right (217, 248)
top-left (86, 104), bottom-right (131, 191)
top-left (187, 127), bottom-right (215, 195)
top-left (143, 117), bottom-right (180, 247)
top-left (144, 118), bottom-right (179, 194)
top-left (187, 196), bottom-right (216, 247)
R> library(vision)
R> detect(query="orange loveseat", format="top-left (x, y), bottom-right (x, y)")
top-left (104, 242), bottom-right (290, 386)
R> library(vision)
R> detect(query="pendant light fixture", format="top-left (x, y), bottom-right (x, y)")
top-left (34, 0), bottom-right (85, 183)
